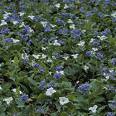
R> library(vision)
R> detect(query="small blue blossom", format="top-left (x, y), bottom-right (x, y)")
top-left (33, 63), bottom-right (40, 68)
top-left (58, 28), bottom-right (69, 35)
top-left (53, 73), bottom-right (62, 79)
top-left (71, 29), bottom-right (82, 39)
top-left (56, 18), bottom-right (65, 25)
top-left (85, 51), bottom-right (93, 57)
top-left (44, 25), bottom-right (51, 32)
top-left (108, 100), bottom-right (116, 110)
top-left (54, 65), bottom-right (63, 71)
top-left (78, 82), bottom-right (90, 94)
top-left (20, 94), bottom-right (29, 102)
top-left (96, 52), bottom-right (104, 60)
top-left (4, 38), bottom-right (13, 43)
top-left (104, 0), bottom-right (110, 5)
top-left (39, 80), bottom-right (46, 90)
top-left (63, 0), bottom-right (75, 3)
top-left (111, 58), bottom-right (116, 65)
top-left (107, 112), bottom-right (115, 116)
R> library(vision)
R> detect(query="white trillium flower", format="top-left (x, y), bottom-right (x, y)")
top-left (63, 56), bottom-right (69, 60)
top-left (32, 54), bottom-right (41, 59)
top-left (42, 47), bottom-right (47, 50)
top-left (67, 19), bottom-right (73, 24)
top-left (19, 22), bottom-right (25, 28)
top-left (0, 86), bottom-right (2, 90)
top-left (97, 35), bottom-right (107, 41)
top-left (92, 48), bottom-right (98, 51)
top-left (3, 12), bottom-right (11, 19)
top-left (29, 27), bottom-right (34, 33)
top-left (83, 65), bottom-right (89, 71)
top-left (28, 15), bottom-right (35, 20)
top-left (12, 21), bottom-right (18, 25)
top-left (41, 21), bottom-right (48, 27)
top-left (56, 70), bottom-right (64, 75)
top-left (19, 12), bottom-right (24, 16)
top-left (53, 40), bottom-right (61, 46)
top-left (71, 54), bottom-right (78, 59)
top-left (21, 53), bottom-right (29, 60)
top-left (41, 54), bottom-right (47, 59)
top-left (64, 4), bottom-right (69, 9)
top-left (3, 97), bottom-right (13, 105)
top-left (12, 88), bottom-right (22, 94)
top-left (89, 105), bottom-right (98, 113)
top-left (12, 38), bottom-right (20, 43)
top-left (47, 58), bottom-right (53, 63)
top-left (78, 41), bottom-right (85, 47)
top-left (59, 97), bottom-right (70, 105)
top-left (55, 3), bottom-right (60, 8)
top-left (69, 24), bottom-right (75, 29)
top-left (111, 12), bottom-right (116, 18)
top-left (0, 20), bottom-right (7, 26)
top-left (45, 87), bottom-right (56, 96)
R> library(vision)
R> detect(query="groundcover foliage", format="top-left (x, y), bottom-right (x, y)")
top-left (0, 0), bottom-right (116, 115)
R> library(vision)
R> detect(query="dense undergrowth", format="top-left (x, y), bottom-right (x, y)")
top-left (0, 0), bottom-right (116, 116)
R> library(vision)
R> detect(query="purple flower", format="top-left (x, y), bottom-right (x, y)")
top-left (79, 7), bottom-right (85, 13)
top-left (39, 67), bottom-right (45, 73)
top-left (53, 73), bottom-right (62, 79)
top-left (85, 51), bottom-right (93, 57)
top-left (101, 29), bottom-right (111, 36)
top-left (56, 18), bottom-right (65, 25)
top-left (104, 0), bottom-right (110, 5)
top-left (107, 112), bottom-right (115, 116)
top-left (86, 11), bottom-right (93, 17)
top-left (27, 39), bottom-right (33, 45)
top-left (78, 82), bottom-right (90, 94)
top-left (4, 38), bottom-right (13, 43)
top-left (111, 58), bottom-right (116, 65)
top-left (33, 64), bottom-right (40, 68)
top-left (39, 80), bottom-right (46, 90)
top-left (0, 28), bottom-right (10, 35)
top-left (91, 39), bottom-right (101, 47)
top-left (108, 100), bottom-right (116, 110)
top-left (44, 25), bottom-right (51, 32)
top-left (63, 0), bottom-right (75, 3)
top-left (54, 65), bottom-right (63, 71)
top-left (71, 29), bottom-right (82, 39)
top-left (96, 52), bottom-right (104, 60)
top-left (58, 28), bottom-right (69, 35)
top-left (20, 94), bottom-right (29, 102)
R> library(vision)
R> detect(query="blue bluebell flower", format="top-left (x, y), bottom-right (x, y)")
top-left (104, 0), bottom-right (110, 5)
top-left (53, 73), bottom-right (62, 79)
top-left (39, 67), bottom-right (45, 73)
top-left (85, 51), bottom-right (93, 57)
top-left (56, 18), bottom-right (65, 25)
top-left (58, 28), bottom-right (68, 35)
top-left (111, 58), bottom-right (116, 65)
top-left (63, 0), bottom-right (75, 3)
top-left (39, 80), bottom-right (46, 90)
top-left (20, 94), bottom-right (29, 102)
top-left (108, 100), bottom-right (116, 110)
top-left (54, 65), bottom-right (63, 71)
top-left (78, 82), bottom-right (90, 94)
top-left (91, 39), bottom-right (101, 47)
top-left (101, 29), bottom-right (111, 36)
top-left (44, 25), bottom-right (51, 32)
top-left (107, 112), bottom-right (115, 116)
top-left (4, 38), bottom-right (13, 43)
top-left (0, 28), bottom-right (10, 35)
top-left (71, 29), bottom-right (82, 39)
top-left (96, 52), bottom-right (104, 60)
top-left (33, 63), bottom-right (40, 68)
